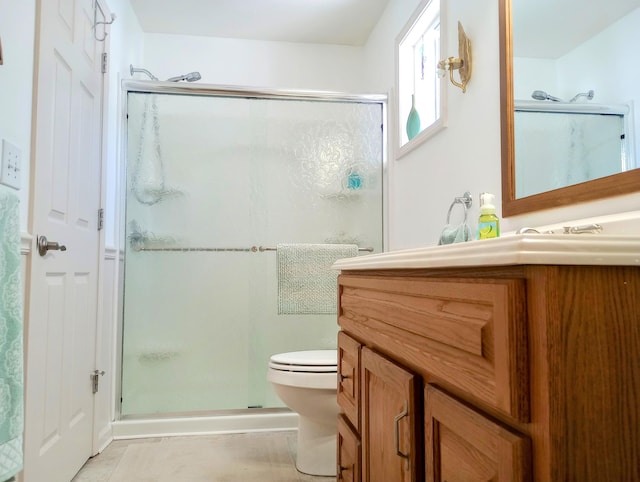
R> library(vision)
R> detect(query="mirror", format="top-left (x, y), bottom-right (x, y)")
top-left (500, 0), bottom-right (640, 216)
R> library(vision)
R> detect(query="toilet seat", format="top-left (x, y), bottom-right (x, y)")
top-left (269, 350), bottom-right (337, 373)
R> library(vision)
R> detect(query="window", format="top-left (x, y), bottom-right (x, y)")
top-left (396, 0), bottom-right (446, 158)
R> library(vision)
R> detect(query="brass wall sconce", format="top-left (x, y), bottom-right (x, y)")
top-left (437, 22), bottom-right (472, 93)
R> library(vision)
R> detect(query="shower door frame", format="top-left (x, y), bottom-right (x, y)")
top-left (115, 81), bottom-right (389, 425)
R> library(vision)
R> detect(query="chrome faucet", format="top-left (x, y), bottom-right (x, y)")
top-left (563, 223), bottom-right (603, 234)
top-left (516, 227), bottom-right (541, 234)
top-left (516, 223), bottom-right (603, 235)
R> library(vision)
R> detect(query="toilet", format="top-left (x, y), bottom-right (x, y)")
top-left (268, 350), bottom-right (339, 476)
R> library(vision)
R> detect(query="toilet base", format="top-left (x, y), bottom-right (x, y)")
top-left (295, 416), bottom-right (336, 476)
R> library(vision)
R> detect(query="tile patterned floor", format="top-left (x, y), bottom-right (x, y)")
top-left (73, 431), bottom-right (335, 482)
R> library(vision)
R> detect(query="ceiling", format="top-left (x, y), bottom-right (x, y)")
top-left (128, 0), bottom-right (392, 46)
top-left (513, 0), bottom-right (640, 58)
top-left (128, 0), bottom-right (640, 56)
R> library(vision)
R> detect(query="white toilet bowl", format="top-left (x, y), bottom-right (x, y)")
top-left (268, 350), bottom-right (339, 476)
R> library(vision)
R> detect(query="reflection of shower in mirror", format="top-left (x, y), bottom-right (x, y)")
top-left (531, 89), bottom-right (595, 103)
top-left (513, 98), bottom-right (635, 198)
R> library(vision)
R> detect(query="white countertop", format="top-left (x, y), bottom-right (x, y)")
top-left (333, 234), bottom-right (640, 270)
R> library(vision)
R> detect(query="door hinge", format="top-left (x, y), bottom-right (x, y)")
top-left (98, 208), bottom-right (104, 231)
top-left (91, 369), bottom-right (105, 394)
top-left (101, 52), bottom-right (108, 74)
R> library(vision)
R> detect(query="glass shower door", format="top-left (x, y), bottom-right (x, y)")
top-left (121, 90), bottom-right (383, 417)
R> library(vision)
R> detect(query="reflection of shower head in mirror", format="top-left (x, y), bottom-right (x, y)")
top-left (531, 90), bottom-right (563, 102)
top-left (570, 89), bottom-right (595, 102)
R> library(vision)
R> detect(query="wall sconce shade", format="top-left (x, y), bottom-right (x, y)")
top-left (437, 21), bottom-right (472, 93)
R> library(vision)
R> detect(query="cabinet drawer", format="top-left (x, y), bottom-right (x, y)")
top-left (337, 414), bottom-right (361, 482)
top-left (338, 331), bottom-right (361, 430)
top-left (339, 275), bottom-right (529, 421)
top-left (425, 385), bottom-right (531, 482)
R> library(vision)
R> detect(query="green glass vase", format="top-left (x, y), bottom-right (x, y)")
top-left (406, 94), bottom-right (421, 140)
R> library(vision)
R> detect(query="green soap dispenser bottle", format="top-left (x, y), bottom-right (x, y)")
top-left (477, 192), bottom-right (500, 239)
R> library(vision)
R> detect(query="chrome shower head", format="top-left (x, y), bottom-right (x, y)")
top-left (166, 72), bottom-right (202, 82)
top-left (570, 89), bottom-right (595, 102)
top-left (531, 90), bottom-right (563, 102)
top-left (129, 65), bottom-right (201, 83)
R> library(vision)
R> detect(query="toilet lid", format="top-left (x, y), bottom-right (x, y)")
top-left (269, 350), bottom-right (337, 373)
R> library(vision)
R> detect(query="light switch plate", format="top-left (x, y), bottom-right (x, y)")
top-left (1, 139), bottom-right (21, 190)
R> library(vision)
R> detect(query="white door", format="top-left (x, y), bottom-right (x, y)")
top-left (24, 0), bottom-right (107, 480)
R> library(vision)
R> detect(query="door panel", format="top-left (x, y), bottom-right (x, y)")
top-left (24, 0), bottom-right (106, 480)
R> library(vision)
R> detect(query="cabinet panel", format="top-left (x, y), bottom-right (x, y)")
top-left (361, 347), bottom-right (421, 482)
top-left (340, 275), bottom-right (529, 421)
top-left (338, 331), bottom-right (361, 430)
top-left (425, 385), bottom-right (530, 482)
top-left (337, 414), bottom-right (360, 482)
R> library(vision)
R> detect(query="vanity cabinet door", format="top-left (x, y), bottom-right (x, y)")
top-left (425, 385), bottom-right (531, 482)
top-left (338, 331), bottom-right (361, 430)
top-left (361, 347), bottom-right (421, 482)
top-left (337, 414), bottom-right (361, 482)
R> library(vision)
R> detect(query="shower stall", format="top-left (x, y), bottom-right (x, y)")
top-left (117, 81), bottom-right (385, 426)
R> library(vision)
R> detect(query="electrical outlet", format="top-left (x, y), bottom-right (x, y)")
top-left (1, 139), bottom-right (21, 190)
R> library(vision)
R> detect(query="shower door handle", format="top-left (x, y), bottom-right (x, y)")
top-left (38, 235), bottom-right (67, 256)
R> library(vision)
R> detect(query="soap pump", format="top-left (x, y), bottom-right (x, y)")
top-left (477, 192), bottom-right (500, 239)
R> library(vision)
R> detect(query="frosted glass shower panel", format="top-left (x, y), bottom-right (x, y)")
top-left (121, 91), bottom-right (384, 416)
top-left (515, 111), bottom-right (626, 198)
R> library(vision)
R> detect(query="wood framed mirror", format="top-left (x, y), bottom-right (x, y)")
top-left (499, 0), bottom-right (640, 217)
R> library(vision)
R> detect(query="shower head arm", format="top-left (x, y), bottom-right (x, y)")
top-left (129, 65), bottom-right (201, 83)
top-left (130, 64), bottom-right (158, 81)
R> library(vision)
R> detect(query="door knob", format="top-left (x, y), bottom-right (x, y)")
top-left (38, 235), bottom-right (67, 256)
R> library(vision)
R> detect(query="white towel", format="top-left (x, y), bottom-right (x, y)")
top-left (277, 243), bottom-right (358, 314)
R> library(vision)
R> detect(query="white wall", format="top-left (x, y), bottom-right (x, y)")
top-left (363, 0), bottom-right (640, 250)
top-left (141, 33), bottom-right (365, 92)
top-left (93, 0), bottom-right (144, 451)
top-left (0, 0), bottom-right (36, 232)
top-left (104, 0), bottom-right (145, 247)
top-left (364, 0), bottom-right (502, 249)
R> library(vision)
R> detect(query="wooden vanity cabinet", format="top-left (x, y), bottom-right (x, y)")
top-left (336, 265), bottom-right (640, 482)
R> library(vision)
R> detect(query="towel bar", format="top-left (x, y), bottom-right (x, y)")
top-left (135, 245), bottom-right (374, 253)
top-left (259, 246), bottom-right (373, 252)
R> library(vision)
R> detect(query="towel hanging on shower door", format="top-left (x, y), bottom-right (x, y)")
top-left (276, 243), bottom-right (358, 314)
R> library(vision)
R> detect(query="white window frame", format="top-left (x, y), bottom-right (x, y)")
top-left (395, 0), bottom-right (447, 159)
